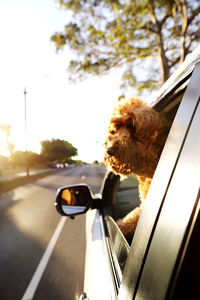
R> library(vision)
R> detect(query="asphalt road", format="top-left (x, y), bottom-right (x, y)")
top-left (0, 165), bottom-right (106, 300)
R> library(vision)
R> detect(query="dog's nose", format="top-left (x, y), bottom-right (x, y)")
top-left (106, 147), bottom-right (115, 156)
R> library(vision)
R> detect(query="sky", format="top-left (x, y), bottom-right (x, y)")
top-left (0, 0), bottom-right (126, 163)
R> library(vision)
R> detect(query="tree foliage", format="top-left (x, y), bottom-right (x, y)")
top-left (52, 0), bottom-right (200, 93)
top-left (40, 139), bottom-right (77, 163)
top-left (9, 151), bottom-right (45, 169)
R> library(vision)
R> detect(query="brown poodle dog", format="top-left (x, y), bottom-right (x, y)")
top-left (104, 96), bottom-right (170, 235)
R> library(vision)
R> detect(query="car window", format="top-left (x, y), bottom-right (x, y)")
top-left (105, 216), bottom-right (130, 287)
top-left (115, 175), bottom-right (140, 221)
top-left (104, 175), bottom-right (140, 288)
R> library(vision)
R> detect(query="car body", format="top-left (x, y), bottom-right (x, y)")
top-left (55, 45), bottom-right (200, 300)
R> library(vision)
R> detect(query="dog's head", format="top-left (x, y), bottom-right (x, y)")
top-left (104, 97), bottom-right (170, 177)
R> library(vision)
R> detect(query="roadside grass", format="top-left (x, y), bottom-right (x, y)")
top-left (0, 168), bottom-right (27, 175)
top-left (0, 169), bottom-right (65, 194)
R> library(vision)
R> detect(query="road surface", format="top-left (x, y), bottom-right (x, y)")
top-left (0, 165), bottom-right (106, 300)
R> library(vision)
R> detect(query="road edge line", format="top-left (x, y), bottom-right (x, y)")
top-left (21, 216), bottom-right (66, 300)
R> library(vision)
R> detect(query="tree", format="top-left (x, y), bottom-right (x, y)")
top-left (9, 151), bottom-right (45, 169)
top-left (51, 0), bottom-right (200, 93)
top-left (10, 151), bottom-right (27, 169)
top-left (40, 139), bottom-right (77, 163)
top-left (27, 152), bottom-right (46, 168)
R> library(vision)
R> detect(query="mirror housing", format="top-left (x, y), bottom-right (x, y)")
top-left (55, 184), bottom-right (94, 217)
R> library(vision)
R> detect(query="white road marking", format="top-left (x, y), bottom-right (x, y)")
top-left (81, 174), bottom-right (86, 179)
top-left (21, 217), bottom-right (66, 300)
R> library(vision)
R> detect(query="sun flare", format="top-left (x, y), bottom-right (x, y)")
top-left (0, 126), bottom-right (11, 157)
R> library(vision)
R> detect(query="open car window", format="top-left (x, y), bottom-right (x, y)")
top-left (105, 216), bottom-right (130, 288)
top-left (115, 175), bottom-right (140, 222)
top-left (104, 175), bottom-right (140, 289)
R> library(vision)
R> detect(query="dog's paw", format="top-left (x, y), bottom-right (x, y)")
top-left (116, 206), bottom-right (142, 235)
top-left (117, 219), bottom-right (132, 236)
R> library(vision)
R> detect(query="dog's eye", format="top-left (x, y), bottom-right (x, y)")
top-left (115, 124), bottom-right (122, 129)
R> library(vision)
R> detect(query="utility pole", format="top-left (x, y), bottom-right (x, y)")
top-left (24, 88), bottom-right (29, 176)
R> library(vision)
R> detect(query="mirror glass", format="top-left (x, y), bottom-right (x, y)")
top-left (58, 185), bottom-right (93, 216)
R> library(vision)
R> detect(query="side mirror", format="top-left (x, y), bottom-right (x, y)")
top-left (55, 184), bottom-right (94, 217)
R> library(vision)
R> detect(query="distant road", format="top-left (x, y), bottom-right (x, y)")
top-left (0, 165), bottom-right (106, 300)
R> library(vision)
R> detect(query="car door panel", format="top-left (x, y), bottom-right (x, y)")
top-left (135, 85), bottom-right (200, 300)
top-left (83, 209), bottom-right (117, 300)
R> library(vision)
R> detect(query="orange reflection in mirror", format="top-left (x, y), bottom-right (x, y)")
top-left (62, 189), bottom-right (72, 205)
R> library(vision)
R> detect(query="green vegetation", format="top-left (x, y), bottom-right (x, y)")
top-left (93, 160), bottom-right (100, 165)
top-left (41, 138), bottom-right (77, 164)
top-left (0, 138), bottom-right (81, 193)
top-left (0, 138), bottom-right (78, 172)
top-left (52, 0), bottom-right (200, 95)
top-left (9, 151), bottom-right (45, 169)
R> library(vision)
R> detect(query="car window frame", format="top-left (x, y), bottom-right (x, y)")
top-left (135, 63), bottom-right (200, 300)
top-left (117, 62), bottom-right (200, 300)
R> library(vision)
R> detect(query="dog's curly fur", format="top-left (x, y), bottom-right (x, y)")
top-left (104, 96), bottom-right (170, 235)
